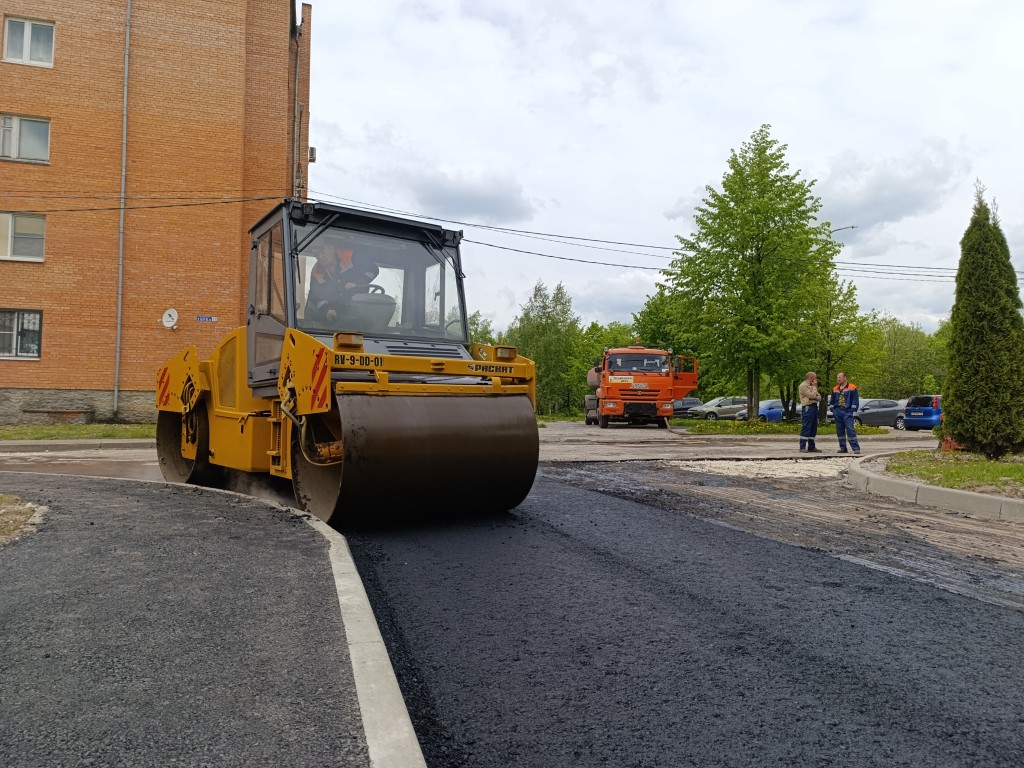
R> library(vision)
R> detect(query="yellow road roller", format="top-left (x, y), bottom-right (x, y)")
top-left (156, 199), bottom-right (539, 526)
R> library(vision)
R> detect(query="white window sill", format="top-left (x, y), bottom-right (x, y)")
top-left (0, 157), bottom-right (50, 165)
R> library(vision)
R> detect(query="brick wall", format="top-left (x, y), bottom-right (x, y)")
top-left (0, 0), bottom-right (310, 423)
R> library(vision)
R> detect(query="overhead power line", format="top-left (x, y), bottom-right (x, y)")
top-left (468, 239), bottom-right (958, 284)
top-left (5, 187), bottom-right (1018, 281)
top-left (4, 195), bottom-right (284, 215)
top-left (1, 188), bottom-right (292, 199)
top-left (306, 192), bottom-right (1019, 280)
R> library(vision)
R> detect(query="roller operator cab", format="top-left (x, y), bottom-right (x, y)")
top-left (156, 199), bottom-right (539, 528)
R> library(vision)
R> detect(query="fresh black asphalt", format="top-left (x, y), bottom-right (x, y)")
top-left (0, 473), bottom-right (371, 768)
top-left (344, 477), bottom-right (1024, 768)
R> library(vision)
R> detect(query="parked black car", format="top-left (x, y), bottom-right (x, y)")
top-left (672, 397), bottom-right (703, 418)
top-left (826, 397), bottom-right (904, 428)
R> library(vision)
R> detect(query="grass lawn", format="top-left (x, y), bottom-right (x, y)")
top-left (885, 449), bottom-right (1024, 499)
top-left (538, 413), bottom-right (889, 436)
top-left (676, 418), bottom-right (887, 436)
top-left (0, 423), bottom-right (156, 441)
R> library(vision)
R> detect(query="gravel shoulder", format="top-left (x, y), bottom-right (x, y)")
top-left (539, 456), bottom-right (1024, 611)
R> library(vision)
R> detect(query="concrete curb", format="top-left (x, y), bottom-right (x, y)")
top-left (0, 439), bottom-right (155, 453)
top-left (849, 452), bottom-right (1024, 524)
top-left (305, 517), bottom-right (428, 768)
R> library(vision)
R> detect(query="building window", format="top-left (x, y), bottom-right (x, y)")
top-left (0, 114), bottom-right (50, 162)
top-left (0, 213), bottom-right (45, 260)
top-left (0, 309), bottom-right (42, 358)
top-left (3, 18), bottom-right (54, 66)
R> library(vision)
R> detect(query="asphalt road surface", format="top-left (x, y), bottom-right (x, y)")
top-left (343, 477), bottom-right (1024, 767)
top-left (3, 424), bottom-right (1023, 767)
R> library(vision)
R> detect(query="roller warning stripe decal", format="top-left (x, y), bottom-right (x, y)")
top-left (310, 346), bottom-right (330, 410)
top-left (157, 366), bottom-right (171, 407)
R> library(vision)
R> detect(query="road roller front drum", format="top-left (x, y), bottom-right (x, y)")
top-left (290, 394), bottom-right (539, 527)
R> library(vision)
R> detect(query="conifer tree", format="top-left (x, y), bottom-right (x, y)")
top-left (944, 185), bottom-right (1024, 459)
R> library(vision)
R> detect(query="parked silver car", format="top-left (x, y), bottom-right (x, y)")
top-left (689, 395), bottom-right (748, 420)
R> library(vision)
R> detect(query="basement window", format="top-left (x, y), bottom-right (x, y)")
top-left (3, 17), bottom-right (54, 66)
top-left (0, 309), bottom-right (42, 358)
top-left (0, 213), bottom-right (45, 260)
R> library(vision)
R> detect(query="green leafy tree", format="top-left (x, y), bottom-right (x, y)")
top-left (580, 320), bottom-right (636, 368)
top-left (856, 314), bottom-right (938, 398)
top-left (634, 287), bottom-right (726, 398)
top-left (635, 286), bottom-right (736, 399)
top-left (664, 124), bottom-right (840, 417)
top-left (467, 310), bottom-right (496, 344)
top-left (501, 281), bottom-right (587, 415)
top-left (632, 288), bottom-right (684, 353)
top-left (944, 187), bottom-right (1024, 458)
top-left (806, 279), bottom-right (881, 421)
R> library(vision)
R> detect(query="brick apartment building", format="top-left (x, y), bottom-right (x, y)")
top-left (0, 0), bottom-right (311, 424)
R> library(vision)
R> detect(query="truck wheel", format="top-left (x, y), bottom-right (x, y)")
top-left (657, 417), bottom-right (669, 429)
top-left (598, 414), bottom-right (609, 429)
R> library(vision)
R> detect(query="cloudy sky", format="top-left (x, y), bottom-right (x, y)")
top-left (306, 0), bottom-right (1023, 334)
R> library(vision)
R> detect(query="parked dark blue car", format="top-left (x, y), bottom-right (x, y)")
top-left (903, 395), bottom-right (942, 430)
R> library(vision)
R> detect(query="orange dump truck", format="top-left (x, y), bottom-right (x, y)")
top-left (583, 345), bottom-right (698, 428)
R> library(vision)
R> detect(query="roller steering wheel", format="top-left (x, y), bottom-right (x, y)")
top-left (367, 284), bottom-right (385, 295)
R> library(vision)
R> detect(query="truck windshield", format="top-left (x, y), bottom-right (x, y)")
top-left (292, 224), bottom-right (467, 341)
top-left (608, 354), bottom-right (668, 372)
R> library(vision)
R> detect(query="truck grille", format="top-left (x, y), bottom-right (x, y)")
top-left (625, 390), bottom-right (660, 400)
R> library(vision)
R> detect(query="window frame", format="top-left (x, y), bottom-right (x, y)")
top-left (3, 17), bottom-right (54, 67)
top-left (0, 308), bottom-right (43, 359)
top-left (0, 212), bottom-right (46, 261)
top-left (0, 113), bottom-right (51, 162)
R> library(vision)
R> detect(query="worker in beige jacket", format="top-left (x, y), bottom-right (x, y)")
top-left (799, 371), bottom-right (822, 453)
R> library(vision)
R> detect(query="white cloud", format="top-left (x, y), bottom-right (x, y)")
top-left (308, 0), bottom-right (1024, 334)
